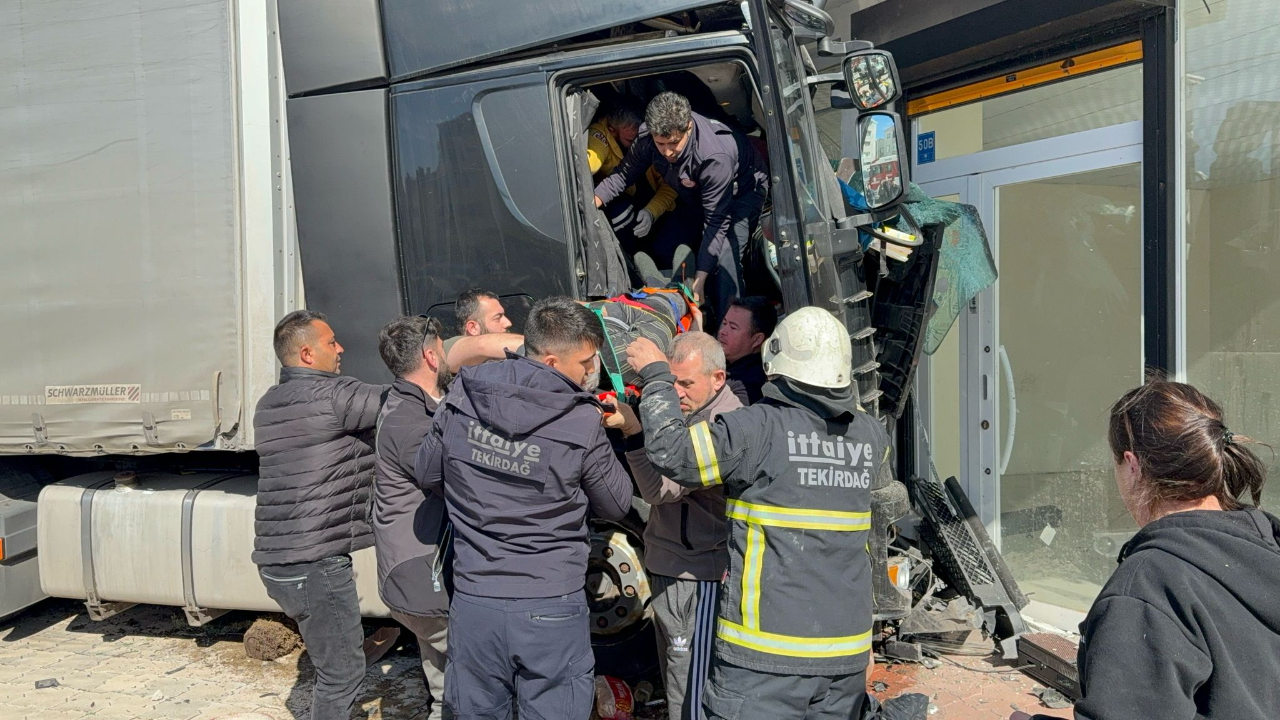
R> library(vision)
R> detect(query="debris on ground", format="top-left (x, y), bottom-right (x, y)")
top-left (242, 615), bottom-right (301, 661)
top-left (592, 675), bottom-right (635, 720)
top-left (1037, 687), bottom-right (1072, 709)
top-left (362, 625), bottom-right (401, 665)
top-left (863, 691), bottom-right (931, 719)
top-left (632, 680), bottom-right (654, 704)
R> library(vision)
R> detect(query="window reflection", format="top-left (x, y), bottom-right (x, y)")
top-left (1183, 0), bottom-right (1280, 510)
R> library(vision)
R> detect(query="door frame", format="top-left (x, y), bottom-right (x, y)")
top-left (915, 121), bottom-right (1143, 539)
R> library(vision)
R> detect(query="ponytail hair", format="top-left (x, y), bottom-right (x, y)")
top-left (1108, 379), bottom-right (1269, 511)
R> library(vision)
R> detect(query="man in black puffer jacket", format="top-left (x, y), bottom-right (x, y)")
top-left (253, 310), bottom-right (388, 720)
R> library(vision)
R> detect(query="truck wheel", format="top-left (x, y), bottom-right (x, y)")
top-left (243, 614), bottom-right (301, 661)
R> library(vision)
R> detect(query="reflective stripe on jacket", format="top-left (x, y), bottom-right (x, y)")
top-left (636, 361), bottom-right (889, 676)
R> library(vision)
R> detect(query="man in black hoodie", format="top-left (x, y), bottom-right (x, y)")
top-left (416, 296), bottom-right (632, 720)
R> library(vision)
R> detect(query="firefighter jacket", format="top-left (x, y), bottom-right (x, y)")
top-left (587, 119), bottom-right (676, 220)
top-left (636, 361), bottom-right (891, 676)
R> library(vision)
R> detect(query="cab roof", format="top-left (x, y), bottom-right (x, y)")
top-left (278, 0), bottom-right (729, 96)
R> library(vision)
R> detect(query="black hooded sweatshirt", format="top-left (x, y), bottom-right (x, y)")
top-left (1035, 508), bottom-right (1280, 720)
top-left (415, 352), bottom-right (632, 599)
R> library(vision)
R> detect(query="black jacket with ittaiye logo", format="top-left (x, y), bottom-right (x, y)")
top-left (415, 352), bottom-right (632, 599)
top-left (1032, 508), bottom-right (1280, 720)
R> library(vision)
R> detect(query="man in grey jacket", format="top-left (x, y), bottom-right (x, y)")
top-left (253, 310), bottom-right (388, 720)
top-left (610, 332), bottom-right (741, 720)
top-left (374, 316), bottom-right (453, 720)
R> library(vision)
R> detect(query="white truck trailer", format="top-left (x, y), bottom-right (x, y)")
top-left (0, 0), bottom-right (373, 624)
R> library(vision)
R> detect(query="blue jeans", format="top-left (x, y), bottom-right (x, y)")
top-left (259, 555), bottom-right (365, 720)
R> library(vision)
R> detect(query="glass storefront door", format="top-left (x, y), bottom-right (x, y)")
top-left (918, 124), bottom-right (1144, 616)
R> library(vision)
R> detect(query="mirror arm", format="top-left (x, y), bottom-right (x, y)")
top-left (805, 72), bottom-right (844, 87)
top-left (817, 38), bottom-right (874, 57)
top-left (836, 209), bottom-right (894, 230)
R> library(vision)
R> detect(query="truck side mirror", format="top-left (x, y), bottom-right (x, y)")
top-left (842, 50), bottom-right (901, 111)
top-left (851, 112), bottom-right (907, 210)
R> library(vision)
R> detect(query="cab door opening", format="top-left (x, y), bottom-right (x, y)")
top-left (560, 58), bottom-right (785, 308)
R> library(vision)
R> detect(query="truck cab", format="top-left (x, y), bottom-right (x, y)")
top-left (280, 0), bottom-right (911, 404)
top-left (276, 0), bottom-right (916, 674)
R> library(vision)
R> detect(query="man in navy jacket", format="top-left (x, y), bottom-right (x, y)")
top-left (595, 92), bottom-right (768, 331)
top-left (416, 296), bottom-right (632, 720)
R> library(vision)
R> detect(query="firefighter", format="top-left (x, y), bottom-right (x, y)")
top-left (625, 307), bottom-right (889, 720)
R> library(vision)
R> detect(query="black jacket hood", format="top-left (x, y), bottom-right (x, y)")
top-left (761, 376), bottom-right (861, 420)
top-left (1121, 507), bottom-right (1280, 623)
top-left (449, 352), bottom-right (601, 437)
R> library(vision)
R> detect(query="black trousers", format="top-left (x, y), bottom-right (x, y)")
top-left (702, 659), bottom-right (868, 720)
top-left (445, 590), bottom-right (594, 720)
top-left (259, 555), bottom-right (365, 720)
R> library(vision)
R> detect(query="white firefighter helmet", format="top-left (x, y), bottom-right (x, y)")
top-left (761, 306), bottom-right (852, 389)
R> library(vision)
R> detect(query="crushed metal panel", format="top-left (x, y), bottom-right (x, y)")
top-left (0, 0), bottom-right (242, 455)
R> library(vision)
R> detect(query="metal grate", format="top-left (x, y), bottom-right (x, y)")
top-left (916, 478), bottom-right (996, 587)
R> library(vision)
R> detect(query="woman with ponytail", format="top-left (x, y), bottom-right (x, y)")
top-left (1020, 380), bottom-right (1278, 720)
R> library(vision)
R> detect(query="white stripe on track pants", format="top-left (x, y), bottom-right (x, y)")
top-left (651, 574), bottom-right (719, 720)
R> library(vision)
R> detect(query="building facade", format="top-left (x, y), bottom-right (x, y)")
top-left (839, 0), bottom-right (1279, 628)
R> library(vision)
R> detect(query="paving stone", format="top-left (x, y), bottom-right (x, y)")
top-left (55, 670), bottom-right (126, 693)
top-left (2, 684), bottom-right (85, 711)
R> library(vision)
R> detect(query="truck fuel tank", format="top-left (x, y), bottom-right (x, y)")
top-left (38, 472), bottom-right (388, 623)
